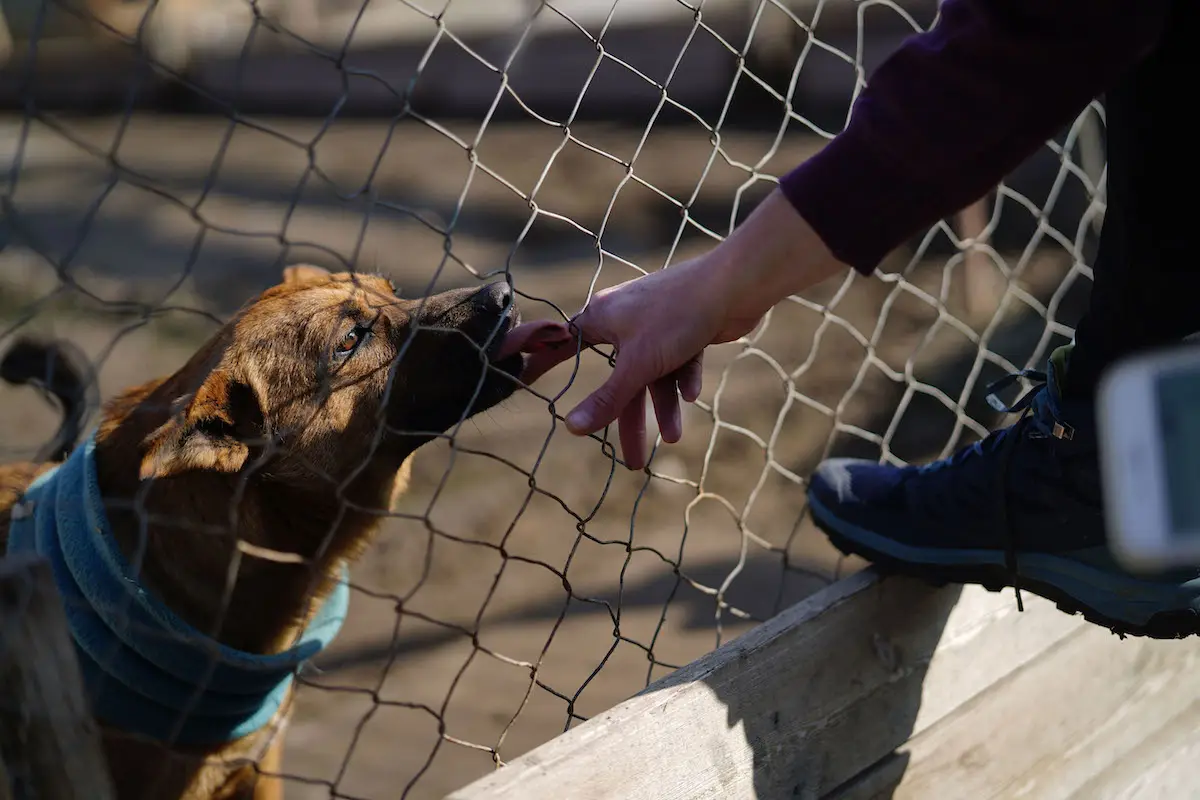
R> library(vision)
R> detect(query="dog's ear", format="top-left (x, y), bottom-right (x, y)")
top-left (139, 371), bottom-right (264, 480)
top-left (282, 265), bottom-right (332, 285)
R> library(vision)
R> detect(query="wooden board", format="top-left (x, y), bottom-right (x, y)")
top-left (448, 568), bottom-right (1088, 800)
top-left (889, 626), bottom-right (1200, 800)
top-left (1084, 705), bottom-right (1200, 800)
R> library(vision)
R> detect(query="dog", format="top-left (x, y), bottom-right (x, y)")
top-left (0, 264), bottom-right (568, 800)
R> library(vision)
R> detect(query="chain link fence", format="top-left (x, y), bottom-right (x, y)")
top-left (0, 0), bottom-right (1103, 797)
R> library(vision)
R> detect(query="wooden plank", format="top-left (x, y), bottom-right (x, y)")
top-left (1043, 673), bottom-right (1200, 799)
top-left (1086, 708), bottom-right (1200, 800)
top-left (1072, 698), bottom-right (1200, 800)
top-left (0, 553), bottom-right (115, 799)
top-left (448, 569), bottom-right (1085, 800)
top-left (823, 753), bottom-right (909, 800)
top-left (888, 626), bottom-right (1200, 799)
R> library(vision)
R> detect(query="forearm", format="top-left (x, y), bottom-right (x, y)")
top-left (780, 0), bottom-right (1170, 275)
top-left (709, 189), bottom-right (844, 319)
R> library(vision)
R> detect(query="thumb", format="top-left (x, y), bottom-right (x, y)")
top-left (565, 350), bottom-right (653, 437)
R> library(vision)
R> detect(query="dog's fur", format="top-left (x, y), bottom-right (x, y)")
top-left (0, 265), bottom-right (530, 799)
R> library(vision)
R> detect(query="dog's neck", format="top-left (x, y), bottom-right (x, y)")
top-left (92, 381), bottom-right (403, 655)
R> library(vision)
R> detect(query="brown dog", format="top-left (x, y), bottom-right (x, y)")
top-left (0, 264), bottom-right (567, 800)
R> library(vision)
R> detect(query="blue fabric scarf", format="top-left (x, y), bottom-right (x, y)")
top-left (7, 433), bottom-right (349, 745)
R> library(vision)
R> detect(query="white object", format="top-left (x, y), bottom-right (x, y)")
top-left (1097, 342), bottom-right (1200, 572)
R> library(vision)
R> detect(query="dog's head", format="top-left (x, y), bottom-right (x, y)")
top-left (138, 265), bottom-right (566, 485)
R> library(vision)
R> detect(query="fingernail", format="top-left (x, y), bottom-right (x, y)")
top-left (565, 408), bottom-right (591, 434)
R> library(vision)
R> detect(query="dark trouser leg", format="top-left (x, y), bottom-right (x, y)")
top-left (1066, 0), bottom-right (1198, 400)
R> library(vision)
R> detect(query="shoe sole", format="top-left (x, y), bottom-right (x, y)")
top-left (808, 492), bottom-right (1200, 639)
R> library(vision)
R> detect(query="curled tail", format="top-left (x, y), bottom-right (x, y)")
top-left (1, 337), bottom-right (96, 463)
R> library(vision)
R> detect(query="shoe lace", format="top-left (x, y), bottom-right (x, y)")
top-left (984, 368), bottom-right (1076, 441)
top-left (916, 369), bottom-right (1052, 477)
top-left (986, 369), bottom-right (1051, 614)
top-left (921, 367), bottom-right (1064, 613)
top-left (985, 367), bottom-right (1047, 413)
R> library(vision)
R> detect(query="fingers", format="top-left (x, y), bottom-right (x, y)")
top-left (520, 344), bottom-right (573, 385)
top-left (518, 309), bottom-right (610, 388)
top-left (677, 353), bottom-right (703, 403)
top-left (645, 355), bottom-right (700, 454)
top-left (649, 376), bottom-right (682, 444)
top-left (564, 346), bottom-right (704, 471)
top-left (617, 389), bottom-right (648, 471)
top-left (564, 355), bottom-right (651, 438)
top-left (526, 295), bottom-right (705, 471)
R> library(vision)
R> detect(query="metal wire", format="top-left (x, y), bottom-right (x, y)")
top-left (0, 0), bottom-right (1103, 796)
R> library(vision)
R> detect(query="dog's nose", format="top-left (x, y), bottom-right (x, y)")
top-left (473, 282), bottom-right (512, 314)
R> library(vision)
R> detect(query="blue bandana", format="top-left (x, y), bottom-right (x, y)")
top-left (7, 433), bottom-right (349, 745)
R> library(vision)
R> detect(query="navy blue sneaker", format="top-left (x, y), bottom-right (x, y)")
top-left (807, 345), bottom-right (1200, 638)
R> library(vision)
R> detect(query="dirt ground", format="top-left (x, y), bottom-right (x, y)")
top-left (0, 112), bottom-right (1090, 798)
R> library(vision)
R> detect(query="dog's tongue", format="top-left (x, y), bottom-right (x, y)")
top-left (494, 320), bottom-right (573, 361)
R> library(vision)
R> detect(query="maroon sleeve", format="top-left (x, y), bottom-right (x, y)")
top-left (778, 0), bottom-right (1170, 275)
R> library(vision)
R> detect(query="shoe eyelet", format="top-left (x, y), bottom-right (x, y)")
top-left (1052, 422), bottom-right (1075, 441)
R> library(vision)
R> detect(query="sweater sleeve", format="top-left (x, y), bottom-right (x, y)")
top-left (778, 0), bottom-right (1170, 274)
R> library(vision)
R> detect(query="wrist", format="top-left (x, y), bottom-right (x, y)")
top-left (710, 188), bottom-right (846, 317)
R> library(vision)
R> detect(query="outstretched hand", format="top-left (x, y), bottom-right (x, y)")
top-left (521, 189), bottom-right (843, 471)
top-left (521, 254), bottom-right (766, 470)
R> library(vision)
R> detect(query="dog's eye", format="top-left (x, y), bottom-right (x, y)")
top-left (334, 326), bottom-right (367, 356)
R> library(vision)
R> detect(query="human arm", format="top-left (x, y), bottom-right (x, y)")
top-left (519, 192), bottom-right (842, 470)
top-left (781, 0), bottom-right (1169, 274)
top-left (535, 0), bottom-right (1171, 469)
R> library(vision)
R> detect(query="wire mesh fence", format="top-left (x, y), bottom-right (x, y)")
top-left (0, 0), bottom-right (1104, 797)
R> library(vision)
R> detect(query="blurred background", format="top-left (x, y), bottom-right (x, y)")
top-left (0, 1), bottom-right (1103, 797)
